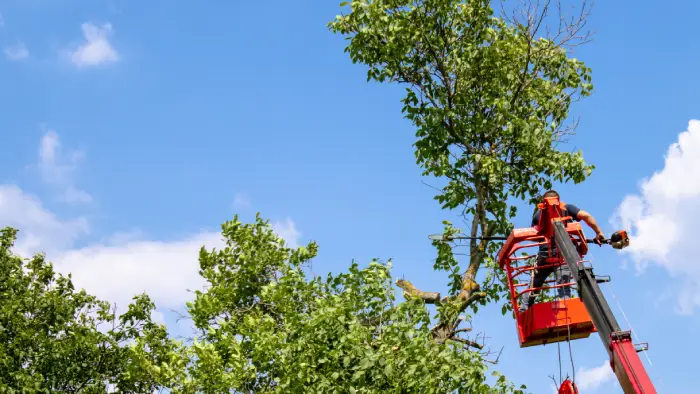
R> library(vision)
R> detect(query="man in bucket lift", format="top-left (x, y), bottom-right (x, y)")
top-left (519, 190), bottom-right (606, 312)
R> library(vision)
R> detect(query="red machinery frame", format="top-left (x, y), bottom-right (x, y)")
top-left (497, 203), bottom-right (595, 348)
top-left (496, 196), bottom-right (657, 394)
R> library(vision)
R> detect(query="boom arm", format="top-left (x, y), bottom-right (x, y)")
top-left (553, 221), bottom-right (656, 394)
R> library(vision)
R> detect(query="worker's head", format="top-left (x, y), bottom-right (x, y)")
top-left (533, 190), bottom-right (560, 213)
top-left (543, 190), bottom-right (559, 199)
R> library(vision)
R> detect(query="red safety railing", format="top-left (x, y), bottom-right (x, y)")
top-left (500, 236), bottom-right (577, 315)
top-left (497, 216), bottom-right (596, 348)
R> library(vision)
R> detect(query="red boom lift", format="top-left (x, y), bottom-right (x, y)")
top-left (495, 196), bottom-right (657, 393)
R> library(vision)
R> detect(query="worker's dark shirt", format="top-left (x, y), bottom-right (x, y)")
top-left (532, 203), bottom-right (581, 257)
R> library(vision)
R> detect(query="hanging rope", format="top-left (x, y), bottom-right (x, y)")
top-left (549, 261), bottom-right (577, 389)
top-left (557, 341), bottom-right (562, 386)
top-left (610, 288), bottom-right (667, 392)
top-left (552, 262), bottom-right (576, 389)
top-left (564, 262), bottom-right (576, 386)
top-left (566, 309), bottom-right (576, 385)
top-left (586, 253), bottom-right (666, 392)
top-left (551, 265), bottom-right (563, 387)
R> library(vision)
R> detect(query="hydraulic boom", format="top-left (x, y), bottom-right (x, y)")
top-left (434, 196), bottom-right (657, 393)
top-left (552, 220), bottom-right (656, 393)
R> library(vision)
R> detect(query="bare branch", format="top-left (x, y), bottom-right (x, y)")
top-left (450, 336), bottom-right (484, 350)
top-left (457, 290), bottom-right (486, 306)
top-left (454, 327), bottom-right (473, 334)
top-left (420, 180), bottom-right (444, 194)
top-left (480, 346), bottom-right (504, 365)
top-left (396, 279), bottom-right (441, 303)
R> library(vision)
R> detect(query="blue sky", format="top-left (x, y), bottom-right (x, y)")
top-left (1, 0), bottom-right (699, 392)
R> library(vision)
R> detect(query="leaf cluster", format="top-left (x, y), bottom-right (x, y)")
top-left (0, 228), bottom-right (181, 393)
top-left (179, 214), bottom-right (526, 393)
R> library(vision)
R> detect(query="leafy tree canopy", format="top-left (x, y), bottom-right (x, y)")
top-left (0, 216), bottom-right (526, 393)
top-left (0, 1), bottom-right (598, 392)
top-left (0, 228), bottom-right (180, 393)
top-left (328, 0), bottom-right (595, 339)
top-left (173, 214), bottom-right (525, 393)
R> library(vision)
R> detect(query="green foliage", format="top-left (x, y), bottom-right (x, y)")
top-left (176, 214), bottom-right (526, 393)
top-left (329, 1), bottom-right (593, 228)
top-left (431, 221), bottom-right (463, 294)
top-left (0, 213), bottom-right (528, 393)
top-left (0, 3), bottom-right (599, 392)
top-left (328, 0), bottom-right (595, 319)
top-left (0, 227), bottom-right (182, 393)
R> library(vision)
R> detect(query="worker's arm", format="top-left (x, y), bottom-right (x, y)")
top-left (577, 210), bottom-right (606, 243)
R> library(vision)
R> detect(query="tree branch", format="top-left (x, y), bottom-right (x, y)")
top-left (481, 346), bottom-right (504, 365)
top-left (450, 336), bottom-right (484, 350)
top-left (457, 291), bottom-right (486, 307)
top-left (396, 279), bottom-right (441, 303)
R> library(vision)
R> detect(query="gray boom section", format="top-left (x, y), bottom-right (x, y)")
top-left (552, 221), bottom-right (621, 353)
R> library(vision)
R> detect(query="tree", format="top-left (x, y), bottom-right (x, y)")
top-left (0, 227), bottom-right (182, 393)
top-left (328, 0), bottom-right (595, 341)
top-left (2, 214), bottom-right (523, 393)
top-left (171, 214), bottom-right (525, 393)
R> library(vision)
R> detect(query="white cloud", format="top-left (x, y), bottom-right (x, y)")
top-left (62, 186), bottom-right (94, 204)
top-left (151, 310), bottom-right (166, 325)
top-left (232, 193), bottom-right (251, 210)
top-left (612, 119), bottom-right (700, 314)
top-left (37, 130), bottom-right (93, 204)
top-left (51, 219), bottom-right (300, 314)
top-left (48, 220), bottom-right (300, 314)
top-left (104, 228), bottom-right (145, 245)
top-left (54, 232), bottom-right (224, 313)
top-left (4, 131), bottom-right (304, 320)
top-left (272, 218), bottom-right (301, 249)
top-left (576, 360), bottom-right (615, 391)
top-left (4, 42), bottom-right (28, 61)
top-left (0, 185), bottom-right (89, 257)
top-left (39, 130), bottom-right (79, 183)
top-left (70, 22), bottom-right (118, 68)
top-left (1, 182), bottom-right (302, 318)
top-left (2, 132), bottom-right (306, 346)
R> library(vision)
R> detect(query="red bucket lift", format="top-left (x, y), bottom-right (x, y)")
top-left (497, 222), bottom-right (596, 348)
top-left (494, 196), bottom-right (657, 394)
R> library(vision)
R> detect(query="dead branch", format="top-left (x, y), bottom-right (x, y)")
top-left (450, 336), bottom-right (484, 350)
top-left (396, 279), bottom-right (441, 303)
top-left (550, 375), bottom-right (560, 390)
top-left (429, 291), bottom-right (486, 341)
top-left (457, 290), bottom-right (487, 306)
top-left (480, 346), bottom-right (504, 365)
